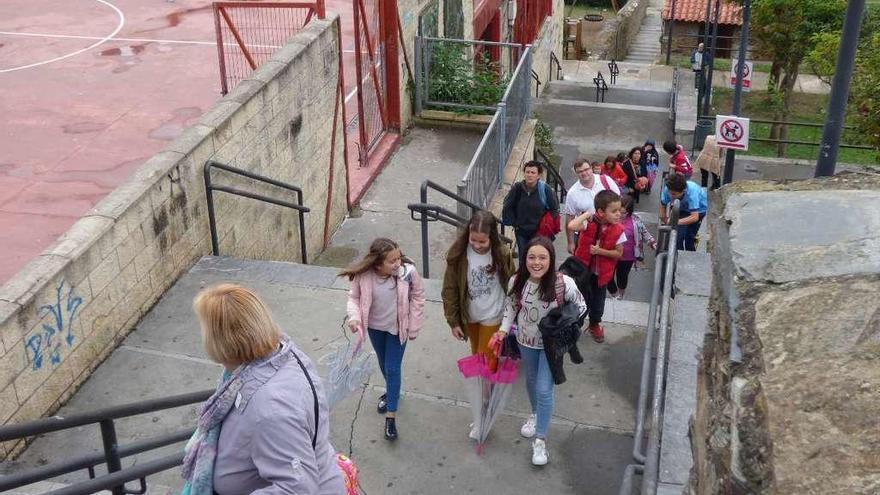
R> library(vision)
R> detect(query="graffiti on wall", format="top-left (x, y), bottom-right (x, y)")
top-left (24, 281), bottom-right (83, 371)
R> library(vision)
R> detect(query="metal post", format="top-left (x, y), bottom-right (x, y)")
top-left (665, 0), bottom-right (677, 65)
top-left (701, 0), bottom-right (721, 117)
top-left (815, 0), bottom-right (866, 177)
top-left (498, 102), bottom-right (507, 175)
top-left (203, 163), bottom-right (219, 256)
top-left (414, 37), bottom-right (423, 115)
top-left (99, 420), bottom-right (125, 495)
top-left (722, 0), bottom-right (751, 185)
top-left (297, 190), bottom-right (308, 264)
top-left (420, 184), bottom-right (430, 278)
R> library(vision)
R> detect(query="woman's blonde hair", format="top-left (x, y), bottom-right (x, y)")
top-left (193, 284), bottom-right (280, 365)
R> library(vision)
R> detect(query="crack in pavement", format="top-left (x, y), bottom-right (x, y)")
top-left (348, 384), bottom-right (367, 458)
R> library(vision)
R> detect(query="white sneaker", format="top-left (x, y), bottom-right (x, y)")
top-left (532, 438), bottom-right (549, 466)
top-left (468, 423), bottom-right (479, 440)
top-left (520, 414), bottom-right (537, 438)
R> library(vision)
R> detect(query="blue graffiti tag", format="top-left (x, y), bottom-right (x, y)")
top-left (24, 280), bottom-right (83, 371)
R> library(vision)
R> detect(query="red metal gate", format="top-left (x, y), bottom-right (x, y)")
top-left (351, 0), bottom-right (387, 166)
top-left (213, 1), bottom-right (325, 95)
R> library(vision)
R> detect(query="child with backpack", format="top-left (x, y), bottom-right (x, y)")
top-left (493, 236), bottom-right (586, 466)
top-left (501, 161), bottom-right (560, 257)
top-left (340, 238), bottom-right (426, 441)
top-left (608, 196), bottom-right (657, 300)
top-left (662, 140), bottom-right (693, 180)
top-left (568, 190), bottom-right (626, 343)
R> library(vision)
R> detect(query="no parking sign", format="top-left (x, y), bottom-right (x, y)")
top-left (716, 115), bottom-right (750, 150)
top-left (729, 61), bottom-right (753, 91)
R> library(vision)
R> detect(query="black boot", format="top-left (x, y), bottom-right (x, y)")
top-left (377, 394), bottom-right (387, 414)
top-left (384, 417), bottom-right (398, 441)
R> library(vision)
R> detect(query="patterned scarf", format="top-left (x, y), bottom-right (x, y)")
top-left (179, 366), bottom-right (245, 495)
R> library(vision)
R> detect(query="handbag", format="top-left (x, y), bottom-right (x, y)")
top-left (559, 255), bottom-right (592, 302)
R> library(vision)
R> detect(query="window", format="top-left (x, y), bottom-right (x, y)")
top-left (444, 0), bottom-right (464, 38)
top-left (419, 0), bottom-right (440, 37)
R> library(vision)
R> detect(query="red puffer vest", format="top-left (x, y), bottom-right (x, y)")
top-left (574, 220), bottom-right (624, 287)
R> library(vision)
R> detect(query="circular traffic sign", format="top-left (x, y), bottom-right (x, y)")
top-left (733, 62), bottom-right (751, 79)
top-left (720, 119), bottom-right (745, 143)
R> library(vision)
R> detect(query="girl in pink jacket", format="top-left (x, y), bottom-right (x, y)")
top-left (340, 238), bottom-right (425, 441)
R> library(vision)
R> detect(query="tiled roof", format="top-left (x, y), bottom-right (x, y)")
top-left (662, 0), bottom-right (742, 26)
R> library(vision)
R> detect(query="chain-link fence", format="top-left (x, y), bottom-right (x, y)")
top-left (414, 37), bottom-right (533, 210)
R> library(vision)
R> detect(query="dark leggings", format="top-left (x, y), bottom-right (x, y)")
top-left (587, 273), bottom-right (607, 327)
top-left (701, 169), bottom-right (720, 190)
top-left (607, 260), bottom-right (635, 295)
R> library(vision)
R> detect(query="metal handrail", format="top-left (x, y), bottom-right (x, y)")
top-left (45, 453), bottom-right (185, 495)
top-left (533, 147), bottom-right (567, 204)
top-left (593, 72), bottom-right (609, 102)
top-left (619, 200), bottom-right (681, 495)
top-left (550, 51), bottom-right (563, 82)
top-left (531, 69), bottom-right (541, 97)
top-left (410, 180), bottom-right (512, 278)
top-left (641, 200), bottom-right (681, 495)
top-left (0, 429), bottom-right (194, 492)
top-left (204, 160), bottom-right (310, 263)
top-left (0, 390), bottom-right (212, 495)
top-left (670, 67), bottom-right (679, 129)
top-left (607, 59), bottom-right (619, 85)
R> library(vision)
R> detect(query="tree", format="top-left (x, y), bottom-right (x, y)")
top-left (751, 0), bottom-right (846, 156)
top-left (850, 34), bottom-right (880, 160)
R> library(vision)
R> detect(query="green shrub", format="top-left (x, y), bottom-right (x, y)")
top-left (427, 42), bottom-right (507, 113)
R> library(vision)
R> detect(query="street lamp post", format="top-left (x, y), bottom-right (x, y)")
top-left (701, 0), bottom-right (721, 117)
top-left (665, 0), bottom-right (678, 65)
top-left (815, 0), bottom-right (866, 177)
top-left (722, 0), bottom-right (751, 185)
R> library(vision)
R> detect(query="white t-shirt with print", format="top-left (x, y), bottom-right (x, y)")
top-left (466, 246), bottom-right (505, 325)
top-left (499, 275), bottom-right (586, 349)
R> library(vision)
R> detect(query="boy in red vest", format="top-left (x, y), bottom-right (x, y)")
top-left (568, 190), bottom-right (625, 343)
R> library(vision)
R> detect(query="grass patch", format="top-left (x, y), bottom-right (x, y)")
top-left (706, 88), bottom-right (878, 165)
top-left (668, 54), bottom-right (773, 73)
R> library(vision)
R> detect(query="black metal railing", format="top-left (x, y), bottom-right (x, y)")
top-left (407, 180), bottom-right (512, 278)
top-left (693, 116), bottom-right (874, 151)
top-left (670, 67), bottom-right (680, 130)
top-left (533, 147), bottom-right (566, 205)
top-left (619, 200), bottom-right (681, 495)
top-left (531, 69), bottom-right (541, 97)
top-left (607, 59), bottom-right (619, 85)
top-left (204, 160), bottom-right (310, 263)
top-left (593, 72), bottom-right (609, 102)
top-left (0, 390), bottom-right (213, 495)
top-left (549, 51), bottom-right (563, 82)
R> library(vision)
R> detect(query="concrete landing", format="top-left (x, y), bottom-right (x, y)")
top-left (8, 257), bottom-right (650, 495)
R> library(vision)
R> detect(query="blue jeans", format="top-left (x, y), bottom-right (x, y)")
top-left (368, 328), bottom-right (407, 413)
top-left (676, 213), bottom-right (705, 251)
top-left (515, 230), bottom-right (535, 259)
top-left (520, 346), bottom-right (554, 438)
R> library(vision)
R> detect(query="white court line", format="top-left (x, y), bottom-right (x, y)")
top-left (0, 30), bottom-right (357, 52)
top-left (0, 0), bottom-right (124, 73)
top-left (344, 59), bottom-right (382, 104)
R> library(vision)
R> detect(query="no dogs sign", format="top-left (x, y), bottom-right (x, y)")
top-left (729, 61), bottom-right (753, 91)
top-left (715, 115), bottom-right (750, 150)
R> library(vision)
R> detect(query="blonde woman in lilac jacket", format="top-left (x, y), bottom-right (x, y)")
top-left (340, 238), bottom-right (425, 441)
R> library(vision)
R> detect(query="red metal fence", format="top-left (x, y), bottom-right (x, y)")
top-left (213, 1), bottom-right (326, 95)
top-left (513, 0), bottom-right (552, 45)
top-left (351, 0), bottom-right (387, 165)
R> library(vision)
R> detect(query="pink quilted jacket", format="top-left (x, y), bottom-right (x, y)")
top-left (345, 264), bottom-right (426, 343)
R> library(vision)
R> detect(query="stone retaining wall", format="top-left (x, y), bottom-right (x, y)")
top-left (0, 16), bottom-right (347, 456)
top-left (531, 0), bottom-right (566, 97)
top-left (596, 0), bottom-right (649, 61)
top-left (689, 173), bottom-right (880, 493)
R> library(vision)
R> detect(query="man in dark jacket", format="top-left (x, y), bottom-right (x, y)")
top-left (502, 161), bottom-right (559, 257)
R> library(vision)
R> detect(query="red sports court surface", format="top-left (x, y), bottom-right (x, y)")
top-left (0, 0), bottom-right (376, 285)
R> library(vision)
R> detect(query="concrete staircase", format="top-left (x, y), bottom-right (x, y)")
top-left (624, 0), bottom-right (664, 64)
